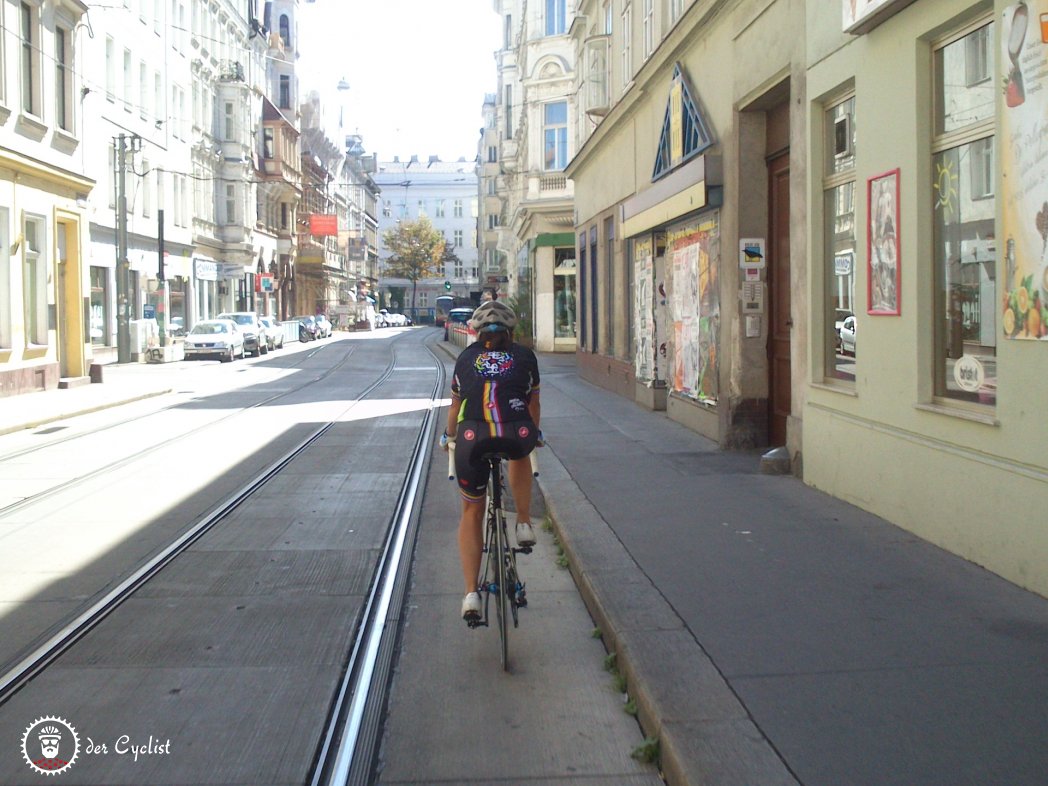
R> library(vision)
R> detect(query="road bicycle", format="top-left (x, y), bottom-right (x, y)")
top-left (448, 442), bottom-right (539, 671)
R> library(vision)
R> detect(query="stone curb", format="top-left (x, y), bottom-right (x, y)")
top-left (536, 445), bottom-right (799, 786)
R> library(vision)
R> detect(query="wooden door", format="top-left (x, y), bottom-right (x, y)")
top-left (767, 153), bottom-right (791, 446)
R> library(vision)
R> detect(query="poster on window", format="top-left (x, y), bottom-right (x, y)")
top-left (668, 214), bottom-right (720, 404)
top-left (634, 236), bottom-right (655, 383)
top-left (1001, 1), bottom-right (1048, 341)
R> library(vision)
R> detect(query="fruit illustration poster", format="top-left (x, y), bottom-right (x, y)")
top-left (1001, 1), bottom-right (1048, 340)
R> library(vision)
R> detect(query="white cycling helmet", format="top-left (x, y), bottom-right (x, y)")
top-left (470, 300), bottom-right (518, 332)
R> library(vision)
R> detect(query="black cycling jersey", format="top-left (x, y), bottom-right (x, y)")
top-left (451, 341), bottom-right (540, 437)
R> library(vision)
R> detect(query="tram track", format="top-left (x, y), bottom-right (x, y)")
top-left (0, 341), bottom-right (361, 517)
top-left (0, 328), bottom-right (444, 755)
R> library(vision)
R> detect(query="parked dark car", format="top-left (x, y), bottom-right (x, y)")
top-left (294, 315), bottom-right (318, 341)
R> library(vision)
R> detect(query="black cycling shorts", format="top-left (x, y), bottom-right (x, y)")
top-left (454, 419), bottom-right (538, 501)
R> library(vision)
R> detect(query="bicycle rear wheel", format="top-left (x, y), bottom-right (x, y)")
top-left (493, 506), bottom-right (509, 670)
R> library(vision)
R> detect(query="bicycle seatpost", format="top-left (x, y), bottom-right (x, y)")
top-left (447, 440), bottom-right (456, 480)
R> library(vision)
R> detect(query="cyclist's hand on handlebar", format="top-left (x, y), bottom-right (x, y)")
top-left (440, 431), bottom-right (454, 451)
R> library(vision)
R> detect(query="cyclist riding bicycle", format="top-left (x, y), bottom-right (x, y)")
top-left (441, 300), bottom-right (541, 622)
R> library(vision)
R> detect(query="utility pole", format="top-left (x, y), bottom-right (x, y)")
top-left (115, 134), bottom-right (131, 363)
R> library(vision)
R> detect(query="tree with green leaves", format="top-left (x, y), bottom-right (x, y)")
top-left (382, 217), bottom-right (448, 314)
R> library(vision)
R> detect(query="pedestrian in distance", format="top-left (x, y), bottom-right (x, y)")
top-left (440, 300), bottom-right (542, 622)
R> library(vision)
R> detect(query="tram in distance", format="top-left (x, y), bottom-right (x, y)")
top-left (435, 294), bottom-right (474, 326)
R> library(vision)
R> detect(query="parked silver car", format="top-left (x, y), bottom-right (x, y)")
top-left (314, 314), bottom-right (333, 338)
top-left (258, 316), bottom-right (284, 350)
top-left (183, 319), bottom-right (245, 362)
top-left (217, 312), bottom-right (267, 356)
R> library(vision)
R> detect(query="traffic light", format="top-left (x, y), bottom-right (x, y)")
top-left (444, 280), bottom-right (452, 291)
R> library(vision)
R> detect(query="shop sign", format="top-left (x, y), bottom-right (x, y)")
top-left (953, 355), bottom-right (985, 393)
top-left (310, 214), bottom-right (338, 236)
top-left (256, 275), bottom-right (275, 292)
top-left (835, 250), bottom-right (854, 276)
top-left (194, 258), bottom-right (218, 281)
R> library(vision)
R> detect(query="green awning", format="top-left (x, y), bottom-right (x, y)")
top-left (534, 232), bottom-right (576, 248)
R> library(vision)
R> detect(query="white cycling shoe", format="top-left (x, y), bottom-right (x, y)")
top-left (515, 520), bottom-right (536, 548)
top-left (461, 591), bottom-right (482, 622)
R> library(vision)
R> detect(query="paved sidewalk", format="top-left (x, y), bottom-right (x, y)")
top-left (0, 364), bottom-right (173, 437)
top-left (535, 353), bottom-right (1048, 786)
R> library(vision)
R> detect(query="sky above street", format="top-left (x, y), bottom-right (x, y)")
top-left (298, 0), bottom-right (502, 162)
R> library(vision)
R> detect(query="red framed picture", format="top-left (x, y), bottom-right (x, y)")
top-left (867, 168), bottom-right (901, 316)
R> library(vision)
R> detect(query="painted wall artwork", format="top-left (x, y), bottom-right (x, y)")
top-left (668, 214), bottom-right (720, 404)
top-left (1001, 1), bottom-right (1048, 340)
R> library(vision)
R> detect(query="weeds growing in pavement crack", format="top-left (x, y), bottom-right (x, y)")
top-left (631, 736), bottom-right (660, 765)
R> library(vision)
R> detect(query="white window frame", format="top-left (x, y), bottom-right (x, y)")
top-left (20, 1), bottom-right (42, 118)
top-left (621, 0), bottom-right (632, 93)
top-left (22, 214), bottom-right (48, 347)
top-left (142, 158), bottom-right (152, 218)
top-left (0, 207), bottom-right (10, 348)
top-left (453, 199), bottom-right (463, 218)
top-left (435, 199), bottom-right (446, 218)
top-left (55, 22), bottom-right (74, 132)
top-left (225, 183), bottom-right (236, 225)
top-left (546, 0), bottom-right (566, 36)
top-left (642, 0), bottom-right (654, 59)
top-left (543, 100), bottom-right (568, 171)
top-left (453, 229), bottom-right (463, 248)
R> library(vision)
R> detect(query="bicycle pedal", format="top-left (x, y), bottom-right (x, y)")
top-left (514, 546), bottom-right (533, 555)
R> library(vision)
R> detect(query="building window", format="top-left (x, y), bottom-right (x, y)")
top-left (453, 199), bottom-right (463, 218)
top-left (454, 260), bottom-right (464, 278)
top-left (138, 61), bottom-right (148, 120)
top-left (642, 0), bottom-right (654, 59)
top-left (123, 48), bottom-right (133, 112)
top-left (23, 215), bottom-right (48, 346)
top-left (263, 127), bottom-right (274, 158)
top-left (417, 199), bottom-right (426, 216)
top-left (142, 158), bottom-right (152, 218)
top-left (604, 2), bottom-right (613, 34)
top-left (419, 291), bottom-right (429, 307)
top-left (453, 230), bottom-right (463, 248)
top-left (545, 0), bottom-right (566, 35)
top-left (20, 2), bottom-right (40, 116)
top-left (670, 0), bottom-right (684, 23)
top-left (155, 72), bottom-right (163, 126)
top-left (933, 19), bottom-right (996, 407)
top-left (823, 95), bottom-right (857, 383)
top-left (0, 3), bottom-right (6, 104)
top-left (487, 214), bottom-right (499, 230)
top-left (224, 101), bottom-right (235, 140)
top-left (488, 146), bottom-right (497, 163)
top-left (279, 14), bottom-right (290, 47)
top-left (434, 200), bottom-right (445, 218)
top-left (90, 266), bottom-right (109, 346)
top-left (578, 232), bottom-right (588, 348)
top-left (504, 14), bottom-right (513, 49)
top-left (53, 27), bottom-right (74, 130)
top-left (486, 248), bottom-right (500, 272)
top-left (279, 75), bottom-right (290, 109)
top-left (554, 248), bottom-right (577, 339)
top-left (621, 0), bottom-right (632, 92)
top-left (504, 85), bottom-right (513, 139)
top-left (543, 101), bottom-right (568, 171)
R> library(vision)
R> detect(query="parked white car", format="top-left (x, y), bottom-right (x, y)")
top-left (183, 319), bottom-right (245, 362)
top-left (258, 316), bottom-right (284, 350)
top-left (839, 315), bottom-right (856, 355)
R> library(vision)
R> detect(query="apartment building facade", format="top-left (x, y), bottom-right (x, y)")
top-left (564, 0), bottom-right (1048, 596)
top-left (493, 0), bottom-right (578, 351)
top-left (0, 0), bottom-right (93, 395)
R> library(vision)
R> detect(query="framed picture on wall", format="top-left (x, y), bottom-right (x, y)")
top-left (867, 168), bottom-right (901, 315)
